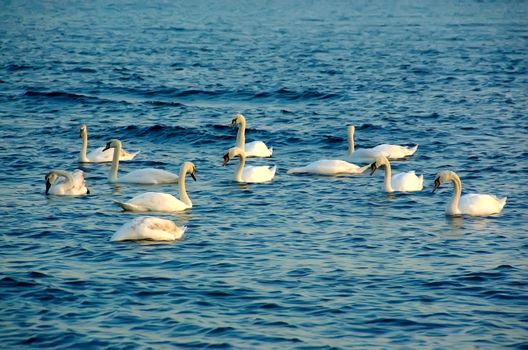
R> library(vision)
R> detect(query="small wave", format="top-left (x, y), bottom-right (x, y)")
top-left (5, 64), bottom-right (33, 72)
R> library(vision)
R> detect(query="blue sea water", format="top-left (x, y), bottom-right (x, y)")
top-left (1, 0), bottom-right (527, 348)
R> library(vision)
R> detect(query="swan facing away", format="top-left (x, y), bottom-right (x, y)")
top-left (347, 125), bottom-right (418, 163)
top-left (433, 170), bottom-right (507, 216)
top-left (287, 159), bottom-right (369, 176)
top-left (79, 124), bottom-right (138, 163)
top-left (223, 147), bottom-right (276, 183)
top-left (114, 162), bottom-right (197, 212)
top-left (45, 169), bottom-right (90, 195)
top-left (370, 156), bottom-right (423, 192)
top-left (111, 217), bottom-right (187, 242)
top-left (231, 114), bottom-right (273, 158)
top-left (103, 139), bottom-right (179, 184)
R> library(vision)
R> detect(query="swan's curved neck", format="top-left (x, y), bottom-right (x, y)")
top-left (80, 132), bottom-right (89, 162)
top-left (235, 120), bottom-right (246, 149)
top-left (54, 170), bottom-right (75, 186)
top-left (235, 154), bottom-right (245, 182)
top-left (382, 160), bottom-right (394, 192)
top-left (109, 143), bottom-right (121, 182)
top-left (348, 127), bottom-right (355, 155)
top-left (179, 165), bottom-right (192, 208)
top-left (448, 173), bottom-right (463, 215)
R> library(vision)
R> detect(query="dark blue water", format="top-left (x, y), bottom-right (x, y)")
top-left (1, 1), bottom-right (527, 348)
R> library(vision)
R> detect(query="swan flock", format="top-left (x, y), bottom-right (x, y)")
top-left (46, 116), bottom-right (507, 241)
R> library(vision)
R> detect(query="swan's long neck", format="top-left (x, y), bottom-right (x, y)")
top-left (347, 126), bottom-right (355, 155)
top-left (109, 143), bottom-right (121, 182)
top-left (448, 173), bottom-right (463, 215)
top-left (382, 159), bottom-right (394, 192)
top-left (235, 154), bottom-right (245, 182)
top-left (179, 165), bottom-right (192, 208)
top-left (235, 120), bottom-right (246, 149)
top-left (54, 170), bottom-right (75, 186)
top-left (80, 132), bottom-right (89, 162)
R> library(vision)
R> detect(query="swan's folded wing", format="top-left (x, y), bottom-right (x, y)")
top-left (460, 194), bottom-right (506, 216)
top-left (243, 165), bottom-right (276, 182)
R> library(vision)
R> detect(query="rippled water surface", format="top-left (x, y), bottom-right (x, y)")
top-left (1, 1), bottom-right (527, 348)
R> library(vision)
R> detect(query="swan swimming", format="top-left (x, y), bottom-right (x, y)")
top-left (433, 170), bottom-right (507, 216)
top-left (370, 156), bottom-right (423, 192)
top-left (45, 169), bottom-right (90, 195)
top-left (287, 159), bottom-right (370, 176)
top-left (114, 162), bottom-right (197, 212)
top-left (347, 125), bottom-right (418, 163)
top-left (103, 139), bottom-right (179, 184)
top-left (223, 147), bottom-right (276, 183)
top-left (79, 124), bottom-right (138, 163)
top-left (111, 217), bottom-right (187, 242)
top-left (231, 114), bottom-right (273, 158)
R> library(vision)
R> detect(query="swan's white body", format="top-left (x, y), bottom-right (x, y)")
top-left (223, 147), bottom-right (276, 183)
top-left (433, 171), bottom-right (507, 216)
top-left (104, 139), bottom-right (179, 184)
top-left (288, 159), bottom-right (369, 176)
top-left (79, 124), bottom-right (138, 163)
top-left (45, 169), bottom-right (89, 196)
top-left (114, 162), bottom-right (196, 212)
top-left (232, 114), bottom-right (273, 158)
top-left (111, 217), bottom-right (187, 242)
top-left (347, 126), bottom-right (418, 163)
top-left (370, 156), bottom-right (423, 192)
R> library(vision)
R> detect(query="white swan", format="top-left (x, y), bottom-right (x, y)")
top-left (223, 147), bottom-right (276, 183)
top-left (111, 217), bottom-right (187, 242)
top-left (79, 124), bottom-right (138, 163)
top-left (114, 162), bottom-right (196, 212)
top-left (287, 159), bottom-right (370, 176)
top-left (433, 170), bottom-right (507, 216)
top-left (347, 125), bottom-right (418, 163)
top-left (45, 169), bottom-right (89, 195)
top-left (231, 114), bottom-right (273, 158)
top-left (370, 156), bottom-right (423, 192)
top-left (104, 139), bottom-right (179, 184)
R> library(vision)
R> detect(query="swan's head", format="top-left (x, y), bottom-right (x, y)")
top-left (348, 125), bottom-right (355, 135)
top-left (222, 147), bottom-right (245, 165)
top-left (185, 161), bottom-right (197, 181)
top-left (80, 124), bottom-right (87, 137)
top-left (230, 113), bottom-right (246, 127)
top-left (45, 171), bottom-right (59, 194)
top-left (369, 156), bottom-right (389, 175)
top-left (432, 171), bottom-right (456, 193)
top-left (103, 139), bottom-right (121, 152)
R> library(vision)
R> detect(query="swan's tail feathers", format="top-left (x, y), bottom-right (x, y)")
top-left (357, 164), bottom-right (371, 174)
top-left (269, 165), bottom-right (277, 179)
top-left (499, 197), bottom-right (507, 210)
top-left (127, 151), bottom-right (140, 160)
top-left (113, 200), bottom-right (143, 212)
top-left (407, 144), bottom-right (418, 156)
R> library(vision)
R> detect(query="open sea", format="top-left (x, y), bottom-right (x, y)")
top-left (1, 0), bottom-right (527, 348)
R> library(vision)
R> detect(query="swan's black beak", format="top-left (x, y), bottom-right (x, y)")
top-left (370, 163), bottom-right (378, 176)
top-left (222, 153), bottom-right (230, 166)
top-left (79, 129), bottom-right (82, 138)
top-left (102, 142), bottom-right (111, 152)
top-left (230, 118), bottom-right (237, 127)
top-left (45, 178), bottom-right (51, 195)
top-left (432, 178), bottom-right (441, 193)
top-left (190, 171), bottom-right (197, 181)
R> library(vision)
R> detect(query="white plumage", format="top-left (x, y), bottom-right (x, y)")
top-left (231, 114), bottom-right (273, 158)
top-left (111, 217), bottom-right (186, 242)
top-left (79, 124), bottom-right (138, 163)
top-left (433, 170), bottom-right (507, 216)
top-left (45, 169), bottom-right (89, 196)
top-left (104, 139), bottom-right (179, 184)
